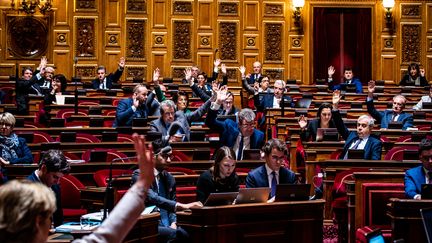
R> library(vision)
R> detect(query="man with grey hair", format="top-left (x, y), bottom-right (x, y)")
top-left (206, 86), bottom-right (264, 160)
top-left (29, 56), bottom-right (54, 95)
top-left (150, 95), bottom-right (212, 142)
top-left (332, 90), bottom-right (382, 160)
top-left (367, 80), bottom-right (413, 130)
top-left (254, 79), bottom-right (292, 110)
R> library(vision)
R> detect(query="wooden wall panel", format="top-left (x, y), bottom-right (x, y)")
top-left (197, 53), bottom-right (213, 74)
top-left (427, 4), bottom-right (432, 32)
top-left (244, 2), bottom-right (259, 30)
top-left (106, 0), bottom-right (121, 27)
top-left (153, 1), bottom-right (167, 28)
top-left (53, 50), bottom-right (71, 78)
top-left (198, 1), bottom-right (211, 29)
top-left (427, 56), bottom-right (432, 83)
top-left (153, 52), bottom-right (167, 72)
top-left (381, 55), bottom-right (396, 82)
top-left (288, 54), bottom-right (303, 81)
top-left (54, 1), bottom-right (69, 25)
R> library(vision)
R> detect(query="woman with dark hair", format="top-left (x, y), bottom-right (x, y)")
top-left (196, 146), bottom-right (240, 203)
top-left (39, 74), bottom-right (69, 125)
top-left (400, 63), bottom-right (429, 86)
top-left (173, 91), bottom-right (191, 114)
top-left (298, 102), bottom-right (335, 141)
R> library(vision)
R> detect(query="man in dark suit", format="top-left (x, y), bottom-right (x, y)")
top-left (332, 90), bottom-right (382, 160)
top-left (27, 149), bottom-right (71, 227)
top-left (405, 138), bottom-right (432, 199)
top-left (327, 65), bottom-right (363, 93)
top-left (113, 84), bottom-right (158, 127)
top-left (206, 87), bottom-right (265, 160)
top-left (29, 57), bottom-right (54, 96)
top-left (150, 97), bottom-right (211, 142)
top-left (245, 61), bottom-right (264, 85)
top-left (131, 139), bottom-right (202, 242)
top-left (91, 57), bottom-right (125, 90)
top-left (254, 79), bottom-right (293, 110)
top-left (366, 80), bottom-right (413, 130)
top-left (245, 138), bottom-right (296, 198)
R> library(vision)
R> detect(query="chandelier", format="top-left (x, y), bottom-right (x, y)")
top-left (10, 0), bottom-right (53, 15)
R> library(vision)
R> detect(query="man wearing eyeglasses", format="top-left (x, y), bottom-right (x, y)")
top-left (405, 138), bottom-right (432, 199)
top-left (206, 86), bottom-right (265, 160)
top-left (245, 139), bottom-right (296, 198)
top-left (366, 80), bottom-right (413, 130)
top-left (131, 139), bottom-right (202, 242)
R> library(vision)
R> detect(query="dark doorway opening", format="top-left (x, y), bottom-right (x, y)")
top-left (313, 8), bottom-right (372, 85)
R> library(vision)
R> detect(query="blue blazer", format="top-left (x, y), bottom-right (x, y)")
top-left (205, 108), bottom-right (264, 149)
top-left (332, 110), bottom-right (382, 160)
top-left (132, 169), bottom-right (177, 225)
top-left (245, 165), bottom-right (296, 188)
top-left (404, 165), bottom-right (426, 199)
top-left (366, 100), bottom-right (413, 130)
top-left (328, 78), bottom-right (363, 94)
top-left (113, 92), bottom-right (157, 127)
top-left (91, 68), bottom-right (123, 89)
top-left (27, 171), bottom-right (63, 226)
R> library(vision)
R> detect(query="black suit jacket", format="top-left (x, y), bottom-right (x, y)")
top-left (27, 171), bottom-right (63, 227)
top-left (91, 68), bottom-right (123, 89)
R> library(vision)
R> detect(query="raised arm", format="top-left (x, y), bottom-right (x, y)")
top-left (331, 90), bottom-right (350, 140)
top-left (366, 80), bottom-right (383, 123)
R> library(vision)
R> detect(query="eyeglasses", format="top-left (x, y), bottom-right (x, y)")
top-left (0, 123), bottom-right (12, 128)
top-left (159, 153), bottom-right (174, 160)
top-left (240, 123), bottom-right (254, 128)
top-left (271, 155), bottom-right (286, 162)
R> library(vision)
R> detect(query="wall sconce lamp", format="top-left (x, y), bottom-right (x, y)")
top-left (383, 0), bottom-right (395, 27)
top-left (292, 0), bottom-right (305, 28)
top-left (10, 0), bottom-right (53, 15)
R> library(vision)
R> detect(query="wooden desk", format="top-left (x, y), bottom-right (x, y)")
top-left (345, 172), bottom-right (405, 243)
top-left (47, 212), bottom-right (159, 243)
top-left (387, 198), bottom-right (432, 243)
top-left (306, 160), bottom-right (420, 220)
top-left (177, 200), bottom-right (325, 243)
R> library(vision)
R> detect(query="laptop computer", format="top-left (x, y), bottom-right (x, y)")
top-left (403, 149), bottom-right (419, 160)
top-left (365, 228), bottom-right (385, 243)
top-left (294, 98), bottom-right (312, 109)
top-left (422, 184), bottom-right (432, 200)
top-left (316, 128), bottom-right (339, 142)
top-left (388, 122), bottom-right (403, 130)
top-left (347, 149), bottom-right (364, 159)
top-left (423, 102), bottom-right (432, 109)
top-left (275, 184), bottom-right (311, 201)
top-left (132, 118), bottom-right (147, 127)
top-left (420, 207), bottom-right (432, 243)
top-left (55, 95), bottom-right (74, 105)
top-left (204, 192), bottom-right (238, 206)
top-left (235, 187), bottom-right (270, 204)
top-left (242, 149), bottom-right (261, 160)
top-left (60, 132), bottom-right (76, 142)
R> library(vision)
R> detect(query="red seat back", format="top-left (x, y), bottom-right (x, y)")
top-left (93, 169), bottom-right (133, 187)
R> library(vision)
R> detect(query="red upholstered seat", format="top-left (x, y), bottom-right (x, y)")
top-left (384, 146), bottom-right (418, 160)
top-left (177, 186), bottom-right (197, 204)
top-left (60, 175), bottom-right (87, 221)
top-left (56, 133), bottom-right (101, 143)
top-left (93, 169), bottom-right (133, 187)
top-left (56, 108), bottom-right (88, 119)
top-left (117, 133), bottom-right (133, 142)
top-left (81, 148), bottom-right (129, 162)
top-left (171, 150), bottom-right (191, 161)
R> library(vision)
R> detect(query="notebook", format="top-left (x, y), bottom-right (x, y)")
top-left (275, 184), bottom-right (311, 201)
top-left (204, 192), bottom-right (239, 206)
top-left (55, 95), bottom-right (74, 105)
top-left (235, 187), bottom-right (270, 204)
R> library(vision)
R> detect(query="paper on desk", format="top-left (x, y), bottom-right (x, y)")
top-left (141, 205), bottom-right (157, 215)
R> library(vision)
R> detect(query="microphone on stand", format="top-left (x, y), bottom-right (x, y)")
top-left (73, 57), bottom-right (79, 115)
top-left (102, 155), bottom-right (137, 221)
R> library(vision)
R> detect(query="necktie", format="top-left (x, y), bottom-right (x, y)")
top-left (270, 171), bottom-right (277, 198)
top-left (391, 113), bottom-right (398, 122)
top-left (343, 139), bottom-right (362, 159)
top-left (237, 136), bottom-right (244, 160)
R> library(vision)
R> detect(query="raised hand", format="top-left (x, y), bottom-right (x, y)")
top-left (153, 68), bottom-right (160, 86)
top-left (214, 59), bottom-right (221, 67)
top-left (332, 90), bottom-right (341, 107)
top-left (118, 57), bottom-right (126, 69)
top-left (132, 133), bottom-right (155, 190)
top-left (184, 68), bottom-right (193, 86)
top-left (298, 115), bottom-right (308, 129)
top-left (239, 66), bottom-right (246, 77)
top-left (133, 97), bottom-right (140, 108)
top-left (221, 64), bottom-right (227, 74)
top-left (328, 66), bottom-right (335, 78)
top-left (216, 85), bottom-right (228, 104)
top-left (368, 80), bottom-right (376, 94)
top-left (420, 68), bottom-right (425, 77)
